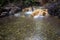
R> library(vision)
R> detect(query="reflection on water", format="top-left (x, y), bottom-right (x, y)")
top-left (25, 11), bottom-right (33, 14)
top-left (25, 36), bottom-right (43, 40)
top-left (0, 7), bottom-right (60, 40)
top-left (14, 13), bottom-right (20, 17)
top-left (33, 15), bottom-right (45, 19)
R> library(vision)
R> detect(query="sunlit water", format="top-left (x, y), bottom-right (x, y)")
top-left (0, 6), bottom-right (60, 40)
top-left (14, 13), bottom-right (21, 17)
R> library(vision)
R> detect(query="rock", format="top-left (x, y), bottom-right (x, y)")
top-left (46, 2), bottom-right (60, 18)
top-left (0, 8), bottom-right (10, 18)
top-left (9, 6), bottom-right (22, 15)
top-left (31, 9), bottom-right (48, 17)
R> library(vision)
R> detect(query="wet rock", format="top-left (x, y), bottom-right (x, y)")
top-left (0, 12), bottom-right (9, 18)
top-left (0, 3), bottom-right (23, 18)
top-left (0, 8), bottom-right (10, 18)
top-left (45, 2), bottom-right (60, 18)
top-left (0, 8), bottom-right (10, 13)
top-left (9, 6), bottom-right (22, 15)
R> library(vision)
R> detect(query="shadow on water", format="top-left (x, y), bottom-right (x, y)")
top-left (0, 6), bottom-right (60, 40)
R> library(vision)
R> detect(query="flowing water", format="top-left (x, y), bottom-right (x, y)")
top-left (0, 7), bottom-right (60, 40)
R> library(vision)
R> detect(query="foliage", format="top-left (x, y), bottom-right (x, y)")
top-left (0, 0), bottom-right (37, 7)
top-left (23, 0), bottom-right (36, 7)
top-left (0, 0), bottom-right (19, 7)
top-left (0, 0), bottom-right (5, 7)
